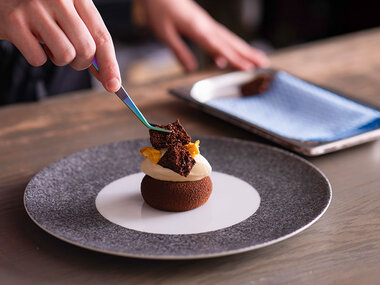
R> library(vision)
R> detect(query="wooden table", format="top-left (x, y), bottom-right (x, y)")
top-left (1, 28), bottom-right (380, 284)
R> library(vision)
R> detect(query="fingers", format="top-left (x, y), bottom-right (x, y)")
top-left (30, 2), bottom-right (76, 66)
top-left (216, 24), bottom-right (270, 68)
top-left (54, 2), bottom-right (96, 70)
top-left (2, 0), bottom-right (117, 88)
top-left (200, 29), bottom-right (269, 70)
top-left (160, 21), bottom-right (197, 72)
top-left (75, 0), bottom-right (121, 92)
top-left (6, 12), bottom-right (47, 66)
top-left (188, 27), bottom-right (253, 70)
top-left (178, 16), bottom-right (269, 70)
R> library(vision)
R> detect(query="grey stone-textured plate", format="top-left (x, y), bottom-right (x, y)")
top-left (24, 137), bottom-right (331, 260)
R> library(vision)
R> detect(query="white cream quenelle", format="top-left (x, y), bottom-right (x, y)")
top-left (141, 153), bottom-right (212, 182)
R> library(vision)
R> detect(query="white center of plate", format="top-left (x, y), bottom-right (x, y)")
top-left (95, 171), bottom-right (260, 235)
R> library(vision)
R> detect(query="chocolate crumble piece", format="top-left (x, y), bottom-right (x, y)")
top-left (158, 145), bottom-right (195, 177)
top-left (240, 74), bottom-right (273, 96)
top-left (149, 119), bottom-right (191, 149)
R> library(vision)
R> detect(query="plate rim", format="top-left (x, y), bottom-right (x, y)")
top-left (24, 136), bottom-right (332, 260)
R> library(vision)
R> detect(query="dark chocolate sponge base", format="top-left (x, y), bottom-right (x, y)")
top-left (141, 175), bottom-right (212, 212)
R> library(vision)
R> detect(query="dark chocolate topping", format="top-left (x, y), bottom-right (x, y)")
top-left (158, 145), bottom-right (195, 177)
top-left (150, 120), bottom-right (191, 149)
top-left (240, 73), bottom-right (273, 96)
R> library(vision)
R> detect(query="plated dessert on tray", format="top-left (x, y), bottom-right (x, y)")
top-left (140, 120), bottom-right (212, 211)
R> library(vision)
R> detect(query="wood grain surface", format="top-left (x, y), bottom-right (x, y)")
top-left (1, 28), bottom-right (380, 285)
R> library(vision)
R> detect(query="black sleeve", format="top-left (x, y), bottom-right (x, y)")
top-left (93, 0), bottom-right (135, 39)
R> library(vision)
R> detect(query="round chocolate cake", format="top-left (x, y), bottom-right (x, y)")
top-left (141, 175), bottom-right (212, 212)
top-left (140, 120), bottom-right (213, 212)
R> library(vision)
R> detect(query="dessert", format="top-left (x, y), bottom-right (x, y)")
top-left (140, 120), bottom-right (212, 212)
top-left (240, 73), bottom-right (273, 96)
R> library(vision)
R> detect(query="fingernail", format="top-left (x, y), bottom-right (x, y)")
top-left (244, 63), bottom-right (254, 70)
top-left (106, 78), bottom-right (120, 92)
top-left (186, 64), bottom-right (197, 73)
top-left (215, 57), bottom-right (228, 69)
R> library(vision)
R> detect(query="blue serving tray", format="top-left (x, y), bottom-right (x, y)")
top-left (169, 69), bottom-right (380, 156)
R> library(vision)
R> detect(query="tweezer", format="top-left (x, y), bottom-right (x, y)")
top-left (92, 58), bottom-right (171, 133)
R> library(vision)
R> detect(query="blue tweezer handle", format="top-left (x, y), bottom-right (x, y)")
top-left (92, 57), bottom-right (171, 133)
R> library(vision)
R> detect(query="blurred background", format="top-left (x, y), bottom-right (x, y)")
top-left (103, 0), bottom-right (380, 85)
top-left (1, 0), bottom-right (380, 105)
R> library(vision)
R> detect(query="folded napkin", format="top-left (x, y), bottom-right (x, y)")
top-left (205, 71), bottom-right (380, 142)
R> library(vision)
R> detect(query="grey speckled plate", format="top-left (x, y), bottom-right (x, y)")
top-left (24, 137), bottom-right (331, 260)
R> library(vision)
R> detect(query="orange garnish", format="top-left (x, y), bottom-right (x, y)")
top-left (185, 140), bottom-right (200, 157)
top-left (140, 147), bottom-right (161, 164)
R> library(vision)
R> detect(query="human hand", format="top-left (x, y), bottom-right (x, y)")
top-left (0, 0), bottom-right (120, 92)
top-left (139, 0), bottom-right (269, 72)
